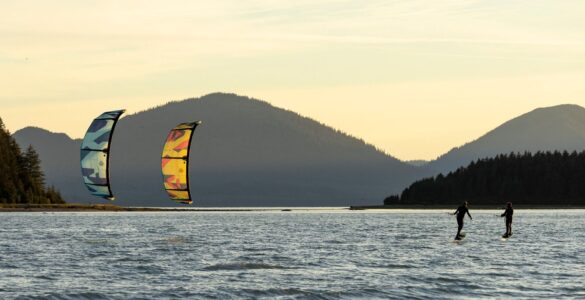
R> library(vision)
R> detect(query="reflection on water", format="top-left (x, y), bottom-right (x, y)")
top-left (1, 210), bottom-right (584, 299)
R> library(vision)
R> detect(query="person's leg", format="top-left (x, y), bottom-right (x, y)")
top-left (507, 220), bottom-right (512, 235)
top-left (456, 218), bottom-right (463, 238)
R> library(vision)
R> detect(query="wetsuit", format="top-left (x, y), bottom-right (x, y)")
top-left (501, 207), bottom-right (513, 223)
top-left (501, 207), bottom-right (513, 236)
top-left (454, 205), bottom-right (471, 238)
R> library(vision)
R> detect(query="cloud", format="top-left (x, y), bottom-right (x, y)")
top-left (1, 0), bottom-right (585, 159)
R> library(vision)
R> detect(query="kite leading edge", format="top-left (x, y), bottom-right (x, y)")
top-left (161, 121), bottom-right (202, 204)
top-left (80, 110), bottom-right (125, 200)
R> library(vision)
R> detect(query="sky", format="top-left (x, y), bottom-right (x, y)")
top-left (1, 0), bottom-right (585, 161)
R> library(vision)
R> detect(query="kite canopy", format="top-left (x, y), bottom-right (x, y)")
top-left (161, 121), bottom-right (201, 204)
top-left (80, 110), bottom-right (125, 200)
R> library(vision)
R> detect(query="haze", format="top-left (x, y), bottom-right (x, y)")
top-left (1, 0), bottom-right (584, 160)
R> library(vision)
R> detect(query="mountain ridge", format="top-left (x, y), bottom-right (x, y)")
top-left (14, 93), bottom-right (423, 206)
top-left (428, 103), bottom-right (585, 174)
top-left (13, 96), bottom-right (585, 207)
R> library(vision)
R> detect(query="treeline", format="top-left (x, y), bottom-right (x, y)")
top-left (0, 117), bottom-right (64, 204)
top-left (385, 151), bottom-right (585, 206)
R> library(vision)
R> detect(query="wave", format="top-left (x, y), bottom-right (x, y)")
top-left (201, 262), bottom-right (287, 271)
top-left (238, 287), bottom-right (392, 300)
top-left (15, 292), bottom-right (113, 300)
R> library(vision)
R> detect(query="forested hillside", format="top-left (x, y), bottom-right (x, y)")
top-left (0, 118), bottom-right (64, 204)
top-left (386, 151), bottom-right (585, 206)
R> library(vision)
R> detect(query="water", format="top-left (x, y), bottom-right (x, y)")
top-left (1, 209), bottom-right (584, 299)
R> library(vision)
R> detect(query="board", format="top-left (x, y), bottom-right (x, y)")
top-left (454, 232), bottom-right (466, 241)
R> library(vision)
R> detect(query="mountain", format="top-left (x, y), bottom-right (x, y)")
top-left (428, 104), bottom-right (585, 174)
top-left (14, 93), bottom-right (424, 206)
top-left (13, 127), bottom-right (84, 202)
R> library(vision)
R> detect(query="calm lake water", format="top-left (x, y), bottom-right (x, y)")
top-left (1, 209), bottom-right (584, 299)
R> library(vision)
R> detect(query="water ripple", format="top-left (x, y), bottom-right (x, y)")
top-left (0, 210), bottom-right (584, 299)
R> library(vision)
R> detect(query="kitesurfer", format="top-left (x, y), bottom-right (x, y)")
top-left (501, 202), bottom-right (513, 238)
top-left (452, 201), bottom-right (472, 240)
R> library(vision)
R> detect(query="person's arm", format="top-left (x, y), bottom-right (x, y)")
top-left (453, 208), bottom-right (459, 215)
top-left (501, 211), bottom-right (506, 217)
top-left (467, 210), bottom-right (472, 220)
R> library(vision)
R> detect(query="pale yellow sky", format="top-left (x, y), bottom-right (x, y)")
top-left (1, 1), bottom-right (584, 160)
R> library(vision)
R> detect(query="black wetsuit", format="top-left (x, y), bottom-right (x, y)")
top-left (455, 206), bottom-right (469, 223)
top-left (454, 205), bottom-right (471, 238)
top-left (501, 207), bottom-right (514, 236)
top-left (501, 208), bottom-right (513, 224)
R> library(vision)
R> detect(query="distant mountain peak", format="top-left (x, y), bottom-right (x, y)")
top-left (18, 126), bottom-right (57, 134)
top-left (511, 103), bottom-right (585, 122)
top-left (136, 92), bottom-right (274, 115)
top-left (533, 103), bottom-right (584, 111)
top-left (430, 103), bottom-right (585, 174)
top-left (131, 93), bottom-right (397, 161)
top-left (484, 103), bottom-right (585, 136)
top-left (15, 126), bottom-right (74, 142)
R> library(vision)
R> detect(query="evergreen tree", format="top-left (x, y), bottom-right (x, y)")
top-left (0, 117), bottom-right (65, 205)
top-left (0, 117), bottom-right (24, 203)
top-left (24, 145), bottom-right (45, 191)
top-left (46, 186), bottom-right (65, 204)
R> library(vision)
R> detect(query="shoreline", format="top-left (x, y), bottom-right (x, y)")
top-left (349, 205), bottom-right (585, 210)
top-left (0, 204), bottom-right (268, 212)
top-left (2, 203), bottom-right (585, 212)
